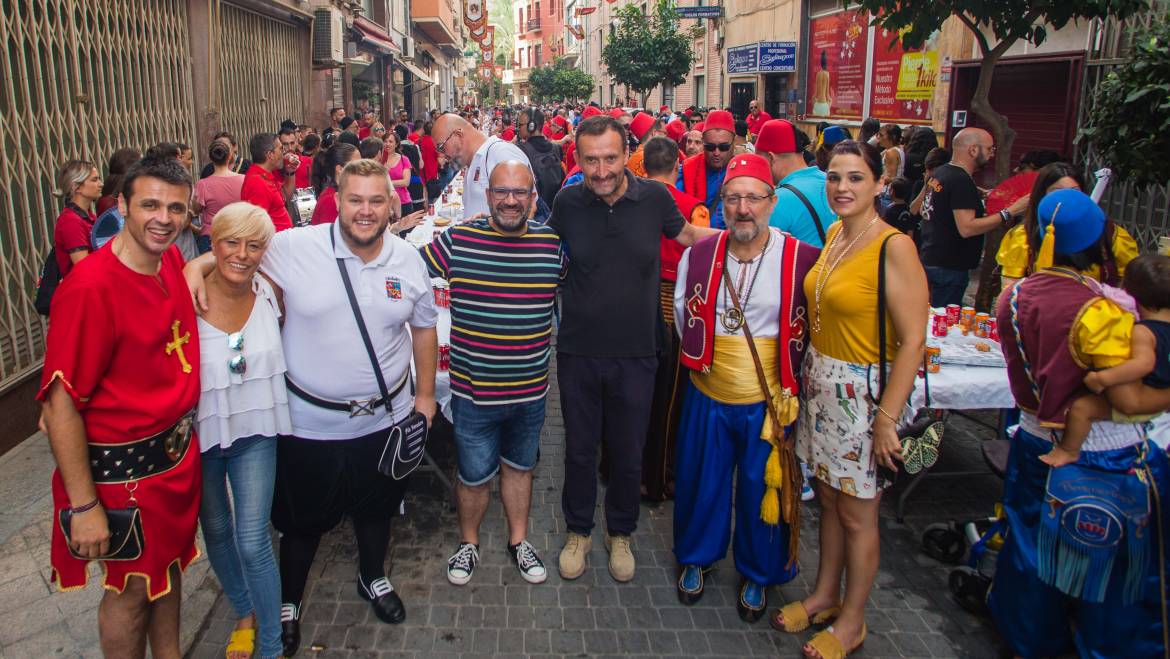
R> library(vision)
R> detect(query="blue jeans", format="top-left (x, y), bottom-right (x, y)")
top-left (200, 435), bottom-right (282, 659)
top-left (923, 266), bottom-right (970, 308)
top-left (451, 396), bottom-right (546, 486)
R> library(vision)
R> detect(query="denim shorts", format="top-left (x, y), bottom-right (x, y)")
top-left (451, 396), bottom-right (546, 486)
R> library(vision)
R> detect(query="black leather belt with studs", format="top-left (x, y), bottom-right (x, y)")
top-left (87, 410), bottom-right (196, 484)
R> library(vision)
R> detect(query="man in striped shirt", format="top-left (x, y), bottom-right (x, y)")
top-left (421, 161), bottom-right (566, 587)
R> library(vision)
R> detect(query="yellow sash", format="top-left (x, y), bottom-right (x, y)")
top-left (690, 336), bottom-right (798, 441)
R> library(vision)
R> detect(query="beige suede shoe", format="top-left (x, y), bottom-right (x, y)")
top-left (558, 532), bottom-right (592, 580)
top-left (604, 533), bottom-right (635, 582)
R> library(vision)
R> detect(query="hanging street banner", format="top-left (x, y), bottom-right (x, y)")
top-left (567, 23), bottom-right (584, 39)
top-left (479, 25), bottom-right (495, 49)
top-left (574, 6), bottom-right (597, 15)
top-left (464, 0), bottom-right (486, 33)
top-left (676, 6), bottom-right (722, 18)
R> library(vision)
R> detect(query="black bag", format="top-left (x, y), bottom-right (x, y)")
top-left (331, 229), bottom-right (429, 480)
top-left (34, 249), bottom-right (62, 316)
top-left (520, 141), bottom-right (565, 211)
top-left (59, 505), bottom-right (144, 561)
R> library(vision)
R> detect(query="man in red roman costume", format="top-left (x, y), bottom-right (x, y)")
top-left (672, 153), bottom-right (819, 622)
top-left (38, 151), bottom-right (201, 658)
top-left (677, 109), bottom-right (736, 230)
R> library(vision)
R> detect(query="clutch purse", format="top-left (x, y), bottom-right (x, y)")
top-left (377, 411), bottom-right (429, 480)
top-left (59, 505), bottom-right (144, 561)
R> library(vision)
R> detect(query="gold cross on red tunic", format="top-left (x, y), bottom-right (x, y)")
top-left (166, 320), bottom-right (193, 374)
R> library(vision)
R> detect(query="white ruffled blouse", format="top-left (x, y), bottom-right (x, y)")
top-left (196, 275), bottom-right (292, 451)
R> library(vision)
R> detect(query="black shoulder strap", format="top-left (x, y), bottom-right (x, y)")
top-left (876, 232), bottom-right (897, 398)
top-left (779, 183), bottom-right (826, 243)
top-left (330, 227), bottom-right (412, 411)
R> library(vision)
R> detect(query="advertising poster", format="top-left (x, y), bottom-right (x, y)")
top-left (805, 9), bottom-right (869, 119)
top-left (869, 27), bottom-right (939, 124)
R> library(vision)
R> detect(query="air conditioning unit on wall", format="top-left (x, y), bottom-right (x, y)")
top-left (312, 8), bottom-right (344, 66)
top-left (403, 36), bottom-right (416, 61)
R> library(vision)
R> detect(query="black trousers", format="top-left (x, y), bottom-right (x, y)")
top-left (558, 352), bottom-right (658, 536)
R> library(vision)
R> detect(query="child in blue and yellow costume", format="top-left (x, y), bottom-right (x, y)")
top-left (991, 188), bottom-right (1170, 658)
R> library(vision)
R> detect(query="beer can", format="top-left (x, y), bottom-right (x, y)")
top-left (988, 317), bottom-right (999, 342)
top-left (974, 312), bottom-right (991, 338)
top-left (930, 310), bottom-right (949, 337)
top-left (960, 306), bottom-right (976, 329)
top-left (925, 346), bottom-right (942, 373)
top-left (438, 344), bottom-right (451, 371)
top-left (945, 304), bottom-right (961, 326)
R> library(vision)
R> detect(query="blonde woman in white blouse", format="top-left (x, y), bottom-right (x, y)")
top-left (195, 202), bottom-right (290, 659)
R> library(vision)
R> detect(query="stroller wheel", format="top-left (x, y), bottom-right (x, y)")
top-left (949, 566), bottom-right (991, 616)
top-left (922, 522), bottom-right (966, 564)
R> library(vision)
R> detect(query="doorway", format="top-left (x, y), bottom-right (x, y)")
top-left (730, 81), bottom-right (755, 119)
top-left (764, 73), bottom-right (788, 118)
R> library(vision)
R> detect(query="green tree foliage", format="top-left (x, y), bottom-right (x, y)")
top-left (1080, 20), bottom-right (1170, 188)
top-left (601, 0), bottom-right (694, 105)
top-left (528, 57), bottom-right (596, 103)
top-left (856, 0), bottom-right (1146, 311)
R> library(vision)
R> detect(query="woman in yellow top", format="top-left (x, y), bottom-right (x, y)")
top-left (997, 162), bottom-right (1138, 289)
top-left (772, 141), bottom-right (928, 659)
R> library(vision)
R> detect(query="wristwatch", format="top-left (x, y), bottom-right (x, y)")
top-left (999, 209), bottom-right (1013, 226)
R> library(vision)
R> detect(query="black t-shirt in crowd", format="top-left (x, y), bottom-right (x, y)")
top-left (549, 171), bottom-right (685, 357)
top-left (919, 163), bottom-right (985, 270)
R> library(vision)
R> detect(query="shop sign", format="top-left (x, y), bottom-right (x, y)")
top-left (726, 44), bottom-right (758, 74)
top-left (758, 42), bottom-right (796, 72)
top-left (677, 6), bottom-right (723, 18)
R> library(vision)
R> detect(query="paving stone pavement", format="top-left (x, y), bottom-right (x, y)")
top-left (187, 356), bottom-right (1012, 659)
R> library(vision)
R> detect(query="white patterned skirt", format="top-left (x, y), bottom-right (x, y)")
top-left (796, 346), bottom-right (906, 499)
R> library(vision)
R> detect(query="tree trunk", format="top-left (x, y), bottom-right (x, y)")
top-left (969, 48), bottom-right (1017, 312)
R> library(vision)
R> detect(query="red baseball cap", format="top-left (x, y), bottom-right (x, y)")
top-left (629, 112), bottom-right (656, 140)
top-left (754, 119), bottom-right (799, 154)
top-left (581, 106), bottom-right (602, 119)
top-left (702, 110), bottom-right (735, 135)
top-left (723, 153), bottom-right (773, 189)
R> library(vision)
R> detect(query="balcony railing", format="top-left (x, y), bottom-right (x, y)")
top-left (527, 18), bottom-right (541, 31)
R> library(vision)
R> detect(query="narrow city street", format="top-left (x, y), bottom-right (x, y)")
top-left (177, 353), bottom-right (1005, 659)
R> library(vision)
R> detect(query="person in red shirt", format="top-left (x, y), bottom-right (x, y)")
top-left (357, 111), bottom-right (376, 140)
top-left (309, 142), bottom-right (359, 225)
top-left (241, 133), bottom-right (297, 231)
top-left (38, 152), bottom-right (202, 658)
top-left (295, 133), bottom-right (319, 189)
top-left (417, 121), bottom-right (441, 199)
top-left (745, 99), bottom-right (772, 137)
top-left (52, 159), bottom-right (103, 277)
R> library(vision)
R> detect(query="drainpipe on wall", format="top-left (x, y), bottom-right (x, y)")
top-left (796, 0), bottom-right (809, 124)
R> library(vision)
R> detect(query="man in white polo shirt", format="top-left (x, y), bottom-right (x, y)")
top-left (185, 159), bottom-right (438, 657)
top-left (431, 113), bottom-right (531, 219)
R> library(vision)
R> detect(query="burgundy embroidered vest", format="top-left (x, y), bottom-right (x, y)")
top-left (997, 270), bottom-right (1101, 427)
top-left (679, 229), bottom-right (820, 396)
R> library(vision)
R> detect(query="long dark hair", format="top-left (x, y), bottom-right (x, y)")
top-left (311, 142), bottom-right (358, 195)
top-left (1023, 161), bottom-right (1086, 276)
top-left (828, 139), bottom-right (883, 180)
top-left (102, 147), bottom-right (142, 198)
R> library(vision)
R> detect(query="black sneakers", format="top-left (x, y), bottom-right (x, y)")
top-left (447, 542), bottom-right (480, 586)
top-left (509, 539), bottom-right (548, 584)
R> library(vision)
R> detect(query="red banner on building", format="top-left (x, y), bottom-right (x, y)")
top-left (479, 25), bottom-right (495, 49)
top-left (574, 6), bottom-right (596, 15)
top-left (868, 26), bottom-right (938, 124)
top-left (805, 9), bottom-right (870, 120)
top-left (464, 0), bottom-right (487, 32)
top-left (567, 23), bottom-right (584, 39)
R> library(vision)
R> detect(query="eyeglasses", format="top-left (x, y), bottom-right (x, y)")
top-left (720, 193), bottom-right (773, 207)
top-left (488, 187), bottom-right (534, 201)
top-left (436, 129), bottom-right (460, 154)
top-left (227, 331), bottom-right (246, 375)
top-left (704, 142), bottom-right (732, 152)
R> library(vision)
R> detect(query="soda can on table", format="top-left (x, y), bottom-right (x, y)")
top-left (960, 306), bottom-right (976, 329)
top-left (438, 344), bottom-right (451, 371)
top-left (432, 283), bottom-right (450, 308)
top-left (974, 312), bottom-right (991, 338)
top-left (988, 317), bottom-right (999, 342)
top-left (945, 304), bottom-right (961, 326)
top-left (925, 346), bottom-right (942, 373)
top-left (930, 310), bottom-right (949, 337)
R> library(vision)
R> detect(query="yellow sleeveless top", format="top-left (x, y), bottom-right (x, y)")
top-left (804, 224), bottom-right (902, 365)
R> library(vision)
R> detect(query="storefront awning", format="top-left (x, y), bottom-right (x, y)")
top-left (353, 16), bottom-right (400, 54)
top-left (397, 58), bottom-right (434, 86)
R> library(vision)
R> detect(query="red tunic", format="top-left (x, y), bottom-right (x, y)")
top-left (38, 244), bottom-right (202, 601)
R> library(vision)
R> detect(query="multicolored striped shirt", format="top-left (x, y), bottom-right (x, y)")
top-left (421, 220), bottom-right (565, 405)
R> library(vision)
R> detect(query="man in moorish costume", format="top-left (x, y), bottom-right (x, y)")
top-left (39, 152), bottom-right (202, 658)
top-left (677, 109), bottom-right (737, 230)
top-left (991, 189), bottom-right (1170, 657)
top-left (672, 153), bottom-right (820, 622)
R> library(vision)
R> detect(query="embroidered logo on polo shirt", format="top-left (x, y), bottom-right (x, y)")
top-left (385, 277), bottom-right (402, 300)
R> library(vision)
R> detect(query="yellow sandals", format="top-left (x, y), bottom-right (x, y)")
top-left (769, 600), bottom-right (842, 633)
top-left (804, 623), bottom-right (867, 659)
top-left (225, 627), bottom-right (255, 659)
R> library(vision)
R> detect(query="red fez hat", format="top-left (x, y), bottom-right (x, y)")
top-left (754, 119), bottom-right (799, 154)
top-left (702, 110), bottom-right (735, 135)
top-left (629, 112), bottom-right (656, 140)
top-left (665, 119), bottom-right (686, 143)
top-left (724, 153), bottom-right (773, 189)
top-left (607, 108), bottom-right (626, 119)
top-left (659, 105), bottom-right (670, 113)
top-left (581, 106), bottom-right (602, 119)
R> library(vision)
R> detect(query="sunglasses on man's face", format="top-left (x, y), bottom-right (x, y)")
top-left (704, 142), bottom-right (732, 152)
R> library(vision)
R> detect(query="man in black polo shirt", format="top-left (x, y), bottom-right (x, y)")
top-left (550, 115), bottom-right (714, 583)
top-left (919, 127), bottom-right (1030, 306)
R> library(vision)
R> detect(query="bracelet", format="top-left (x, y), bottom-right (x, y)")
top-left (999, 209), bottom-right (1012, 225)
top-left (69, 498), bottom-right (100, 515)
top-left (875, 405), bottom-right (898, 424)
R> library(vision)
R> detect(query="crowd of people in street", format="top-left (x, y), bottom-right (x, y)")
top-left (36, 95), bottom-right (1170, 659)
